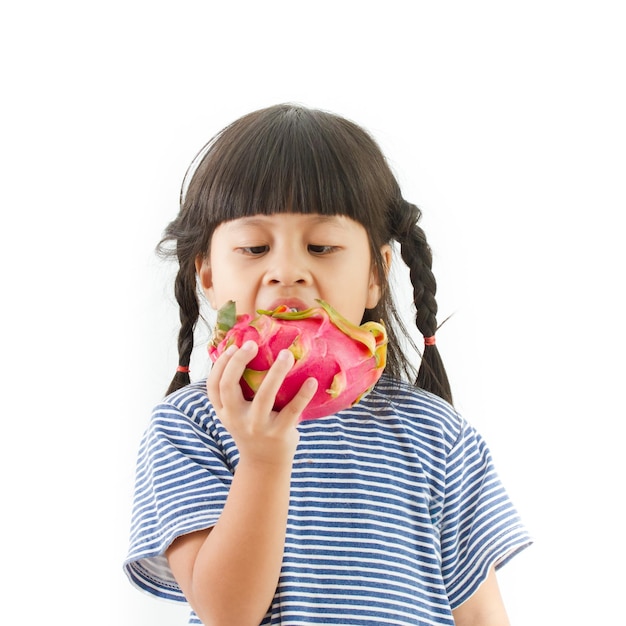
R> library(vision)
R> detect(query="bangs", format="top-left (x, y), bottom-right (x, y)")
top-left (182, 105), bottom-right (395, 231)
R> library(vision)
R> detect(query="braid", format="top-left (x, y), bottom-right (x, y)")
top-left (392, 200), bottom-right (453, 405)
top-left (165, 262), bottom-right (199, 396)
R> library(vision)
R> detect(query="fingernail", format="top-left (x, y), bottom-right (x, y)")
top-left (277, 349), bottom-right (293, 362)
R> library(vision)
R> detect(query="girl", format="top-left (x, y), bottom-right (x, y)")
top-left (124, 104), bottom-right (531, 625)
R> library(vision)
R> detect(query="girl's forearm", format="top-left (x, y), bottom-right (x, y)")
top-left (188, 458), bottom-right (293, 626)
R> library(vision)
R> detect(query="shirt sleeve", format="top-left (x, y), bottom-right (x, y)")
top-left (439, 417), bottom-right (532, 608)
top-left (123, 386), bottom-right (236, 601)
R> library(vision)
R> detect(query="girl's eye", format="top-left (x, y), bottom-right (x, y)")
top-left (308, 244), bottom-right (337, 255)
top-left (240, 245), bottom-right (268, 255)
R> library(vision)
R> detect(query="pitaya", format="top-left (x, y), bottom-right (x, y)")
top-left (208, 300), bottom-right (387, 421)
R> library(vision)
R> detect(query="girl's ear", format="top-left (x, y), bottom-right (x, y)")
top-left (366, 244), bottom-right (393, 309)
top-left (195, 254), bottom-right (216, 308)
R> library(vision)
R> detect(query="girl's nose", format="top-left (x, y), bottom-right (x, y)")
top-left (265, 248), bottom-right (311, 286)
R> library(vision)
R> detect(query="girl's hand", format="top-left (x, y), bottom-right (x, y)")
top-left (207, 340), bottom-right (318, 466)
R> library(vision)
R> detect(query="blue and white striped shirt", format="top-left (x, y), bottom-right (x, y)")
top-left (124, 376), bottom-right (531, 625)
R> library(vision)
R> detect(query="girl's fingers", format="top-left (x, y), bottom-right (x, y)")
top-left (208, 342), bottom-right (317, 425)
top-left (216, 341), bottom-right (259, 406)
top-left (253, 353), bottom-right (318, 426)
top-left (206, 342), bottom-right (252, 408)
top-left (278, 377), bottom-right (318, 423)
top-left (249, 349), bottom-right (295, 416)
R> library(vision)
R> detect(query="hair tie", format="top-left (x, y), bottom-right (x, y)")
top-left (424, 336), bottom-right (436, 346)
top-left (176, 365), bottom-right (190, 373)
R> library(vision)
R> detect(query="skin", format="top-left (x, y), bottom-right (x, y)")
top-left (196, 213), bottom-right (387, 323)
top-left (452, 567), bottom-right (511, 625)
top-left (166, 213), bottom-right (510, 625)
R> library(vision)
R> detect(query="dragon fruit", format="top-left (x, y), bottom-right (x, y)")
top-left (208, 300), bottom-right (387, 420)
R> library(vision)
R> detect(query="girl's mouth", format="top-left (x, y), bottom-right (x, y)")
top-left (266, 298), bottom-right (310, 313)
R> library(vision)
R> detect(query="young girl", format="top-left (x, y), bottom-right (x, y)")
top-left (124, 104), bottom-right (531, 625)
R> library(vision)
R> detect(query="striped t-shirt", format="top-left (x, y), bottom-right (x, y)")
top-left (124, 376), bottom-right (531, 625)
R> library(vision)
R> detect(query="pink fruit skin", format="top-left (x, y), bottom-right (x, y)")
top-left (208, 303), bottom-right (386, 421)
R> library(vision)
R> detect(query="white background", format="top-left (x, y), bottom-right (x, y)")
top-left (1, 1), bottom-right (624, 624)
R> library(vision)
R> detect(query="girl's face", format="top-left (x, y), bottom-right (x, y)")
top-left (196, 213), bottom-right (391, 326)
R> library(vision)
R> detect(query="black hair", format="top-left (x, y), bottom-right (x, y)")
top-left (157, 103), bottom-right (452, 404)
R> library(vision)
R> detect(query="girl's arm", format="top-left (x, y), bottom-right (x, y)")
top-left (166, 342), bottom-right (317, 626)
top-left (451, 566), bottom-right (510, 626)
